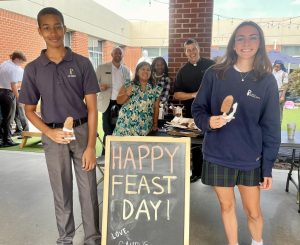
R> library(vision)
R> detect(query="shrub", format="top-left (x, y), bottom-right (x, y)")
top-left (288, 68), bottom-right (300, 96)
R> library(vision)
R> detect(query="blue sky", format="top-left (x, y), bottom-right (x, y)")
top-left (94, 0), bottom-right (300, 20)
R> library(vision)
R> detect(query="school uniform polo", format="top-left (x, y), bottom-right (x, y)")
top-left (19, 47), bottom-right (100, 123)
top-left (19, 48), bottom-right (101, 245)
top-left (0, 60), bottom-right (23, 89)
top-left (0, 60), bottom-right (24, 144)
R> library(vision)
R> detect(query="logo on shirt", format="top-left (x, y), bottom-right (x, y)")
top-left (68, 68), bottom-right (76, 78)
top-left (246, 89), bottom-right (260, 100)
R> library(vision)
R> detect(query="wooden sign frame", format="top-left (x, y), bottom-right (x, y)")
top-left (101, 136), bottom-right (191, 245)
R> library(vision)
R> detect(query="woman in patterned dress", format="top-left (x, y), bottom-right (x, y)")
top-left (113, 61), bottom-right (162, 136)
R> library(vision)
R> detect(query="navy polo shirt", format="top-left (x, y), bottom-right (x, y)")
top-left (19, 48), bottom-right (100, 123)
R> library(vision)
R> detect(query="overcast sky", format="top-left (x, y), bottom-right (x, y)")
top-left (94, 0), bottom-right (300, 20)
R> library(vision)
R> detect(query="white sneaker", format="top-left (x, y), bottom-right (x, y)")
top-left (251, 239), bottom-right (263, 245)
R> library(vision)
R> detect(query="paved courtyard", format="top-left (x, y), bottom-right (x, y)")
top-left (0, 150), bottom-right (299, 245)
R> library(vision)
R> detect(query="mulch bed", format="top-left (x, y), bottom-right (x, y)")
top-left (274, 161), bottom-right (291, 170)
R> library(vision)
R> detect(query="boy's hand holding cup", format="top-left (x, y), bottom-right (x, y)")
top-left (63, 117), bottom-right (76, 140)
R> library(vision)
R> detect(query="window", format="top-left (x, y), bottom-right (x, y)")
top-left (64, 32), bottom-right (72, 47)
top-left (88, 37), bottom-right (103, 70)
top-left (281, 46), bottom-right (300, 57)
top-left (142, 47), bottom-right (168, 62)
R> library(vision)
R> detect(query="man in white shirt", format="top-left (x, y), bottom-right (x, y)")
top-left (96, 47), bottom-right (130, 153)
top-left (272, 60), bottom-right (288, 123)
top-left (0, 51), bottom-right (26, 147)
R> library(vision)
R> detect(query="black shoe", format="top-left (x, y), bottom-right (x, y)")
top-left (17, 136), bottom-right (27, 139)
top-left (1, 139), bottom-right (19, 147)
top-left (190, 175), bottom-right (201, 183)
top-left (12, 131), bottom-right (22, 137)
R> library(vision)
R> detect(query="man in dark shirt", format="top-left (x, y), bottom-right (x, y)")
top-left (174, 38), bottom-right (215, 183)
top-left (19, 7), bottom-right (101, 244)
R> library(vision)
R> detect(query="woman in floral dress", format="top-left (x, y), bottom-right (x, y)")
top-left (113, 61), bottom-right (162, 136)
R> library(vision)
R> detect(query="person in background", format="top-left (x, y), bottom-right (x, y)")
top-left (96, 46), bottom-right (130, 153)
top-left (174, 38), bottom-right (215, 183)
top-left (0, 51), bottom-right (26, 147)
top-left (151, 56), bottom-right (171, 108)
top-left (192, 21), bottom-right (280, 245)
top-left (14, 78), bottom-right (29, 137)
top-left (272, 59), bottom-right (289, 123)
top-left (19, 7), bottom-right (101, 244)
top-left (113, 61), bottom-right (162, 136)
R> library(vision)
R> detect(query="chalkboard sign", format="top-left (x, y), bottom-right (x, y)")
top-left (101, 136), bottom-right (191, 245)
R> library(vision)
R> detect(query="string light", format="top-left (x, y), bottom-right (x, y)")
top-left (214, 13), bottom-right (300, 30)
top-left (152, 0), bottom-right (169, 4)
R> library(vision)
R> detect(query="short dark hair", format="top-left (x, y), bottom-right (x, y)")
top-left (184, 38), bottom-right (199, 48)
top-left (10, 51), bottom-right (26, 62)
top-left (37, 7), bottom-right (64, 27)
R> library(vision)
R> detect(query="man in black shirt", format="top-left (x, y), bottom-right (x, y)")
top-left (174, 38), bottom-right (215, 183)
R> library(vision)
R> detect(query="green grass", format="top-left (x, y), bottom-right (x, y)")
top-left (282, 108), bottom-right (300, 131)
top-left (0, 113), bottom-right (104, 155)
top-left (2, 136), bottom-right (45, 153)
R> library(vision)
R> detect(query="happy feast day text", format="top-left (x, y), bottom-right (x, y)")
top-left (110, 143), bottom-right (182, 221)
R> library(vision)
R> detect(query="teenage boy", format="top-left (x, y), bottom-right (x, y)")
top-left (19, 7), bottom-right (101, 245)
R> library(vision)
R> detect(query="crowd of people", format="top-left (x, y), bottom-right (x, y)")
top-left (0, 6), bottom-right (287, 245)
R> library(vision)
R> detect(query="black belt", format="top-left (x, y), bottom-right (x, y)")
top-left (0, 88), bottom-right (12, 92)
top-left (46, 117), bottom-right (88, 129)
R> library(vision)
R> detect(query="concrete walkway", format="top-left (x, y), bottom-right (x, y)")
top-left (0, 150), bottom-right (299, 245)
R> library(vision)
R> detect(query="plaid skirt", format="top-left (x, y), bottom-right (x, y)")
top-left (201, 160), bottom-right (262, 187)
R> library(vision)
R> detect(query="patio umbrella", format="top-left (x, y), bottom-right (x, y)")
top-left (268, 50), bottom-right (300, 64)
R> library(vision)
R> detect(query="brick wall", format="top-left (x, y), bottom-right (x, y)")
top-left (123, 47), bottom-right (141, 75)
top-left (71, 32), bottom-right (89, 57)
top-left (266, 45), bottom-right (282, 52)
top-left (102, 40), bottom-right (115, 63)
top-left (168, 0), bottom-right (214, 80)
top-left (0, 9), bottom-right (45, 65)
top-left (0, 9), bottom-right (90, 65)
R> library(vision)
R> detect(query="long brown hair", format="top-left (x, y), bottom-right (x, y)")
top-left (214, 21), bottom-right (272, 81)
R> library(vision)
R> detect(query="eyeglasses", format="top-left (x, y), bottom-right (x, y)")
top-left (40, 24), bottom-right (64, 33)
top-left (235, 35), bottom-right (260, 44)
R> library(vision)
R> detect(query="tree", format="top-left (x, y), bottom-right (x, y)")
top-left (288, 69), bottom-right (300, 96)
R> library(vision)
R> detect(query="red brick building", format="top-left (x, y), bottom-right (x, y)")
top-left (0, 0), bottom-right (214, 79)
top-left (0, 8), bottom-right (144, 72)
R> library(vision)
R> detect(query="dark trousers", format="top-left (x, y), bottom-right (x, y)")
top-left (191, 145), bottom-right (203, 176)
top-left (14, 99), bottom-right (28, 132)
top-left (0, 89), bottom-right (15, 142)
top-left (102, 100), bottom-right (119, 144)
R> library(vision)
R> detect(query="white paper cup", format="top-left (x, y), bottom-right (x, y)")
top-left (287, 123), bottom-right (296, 140)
